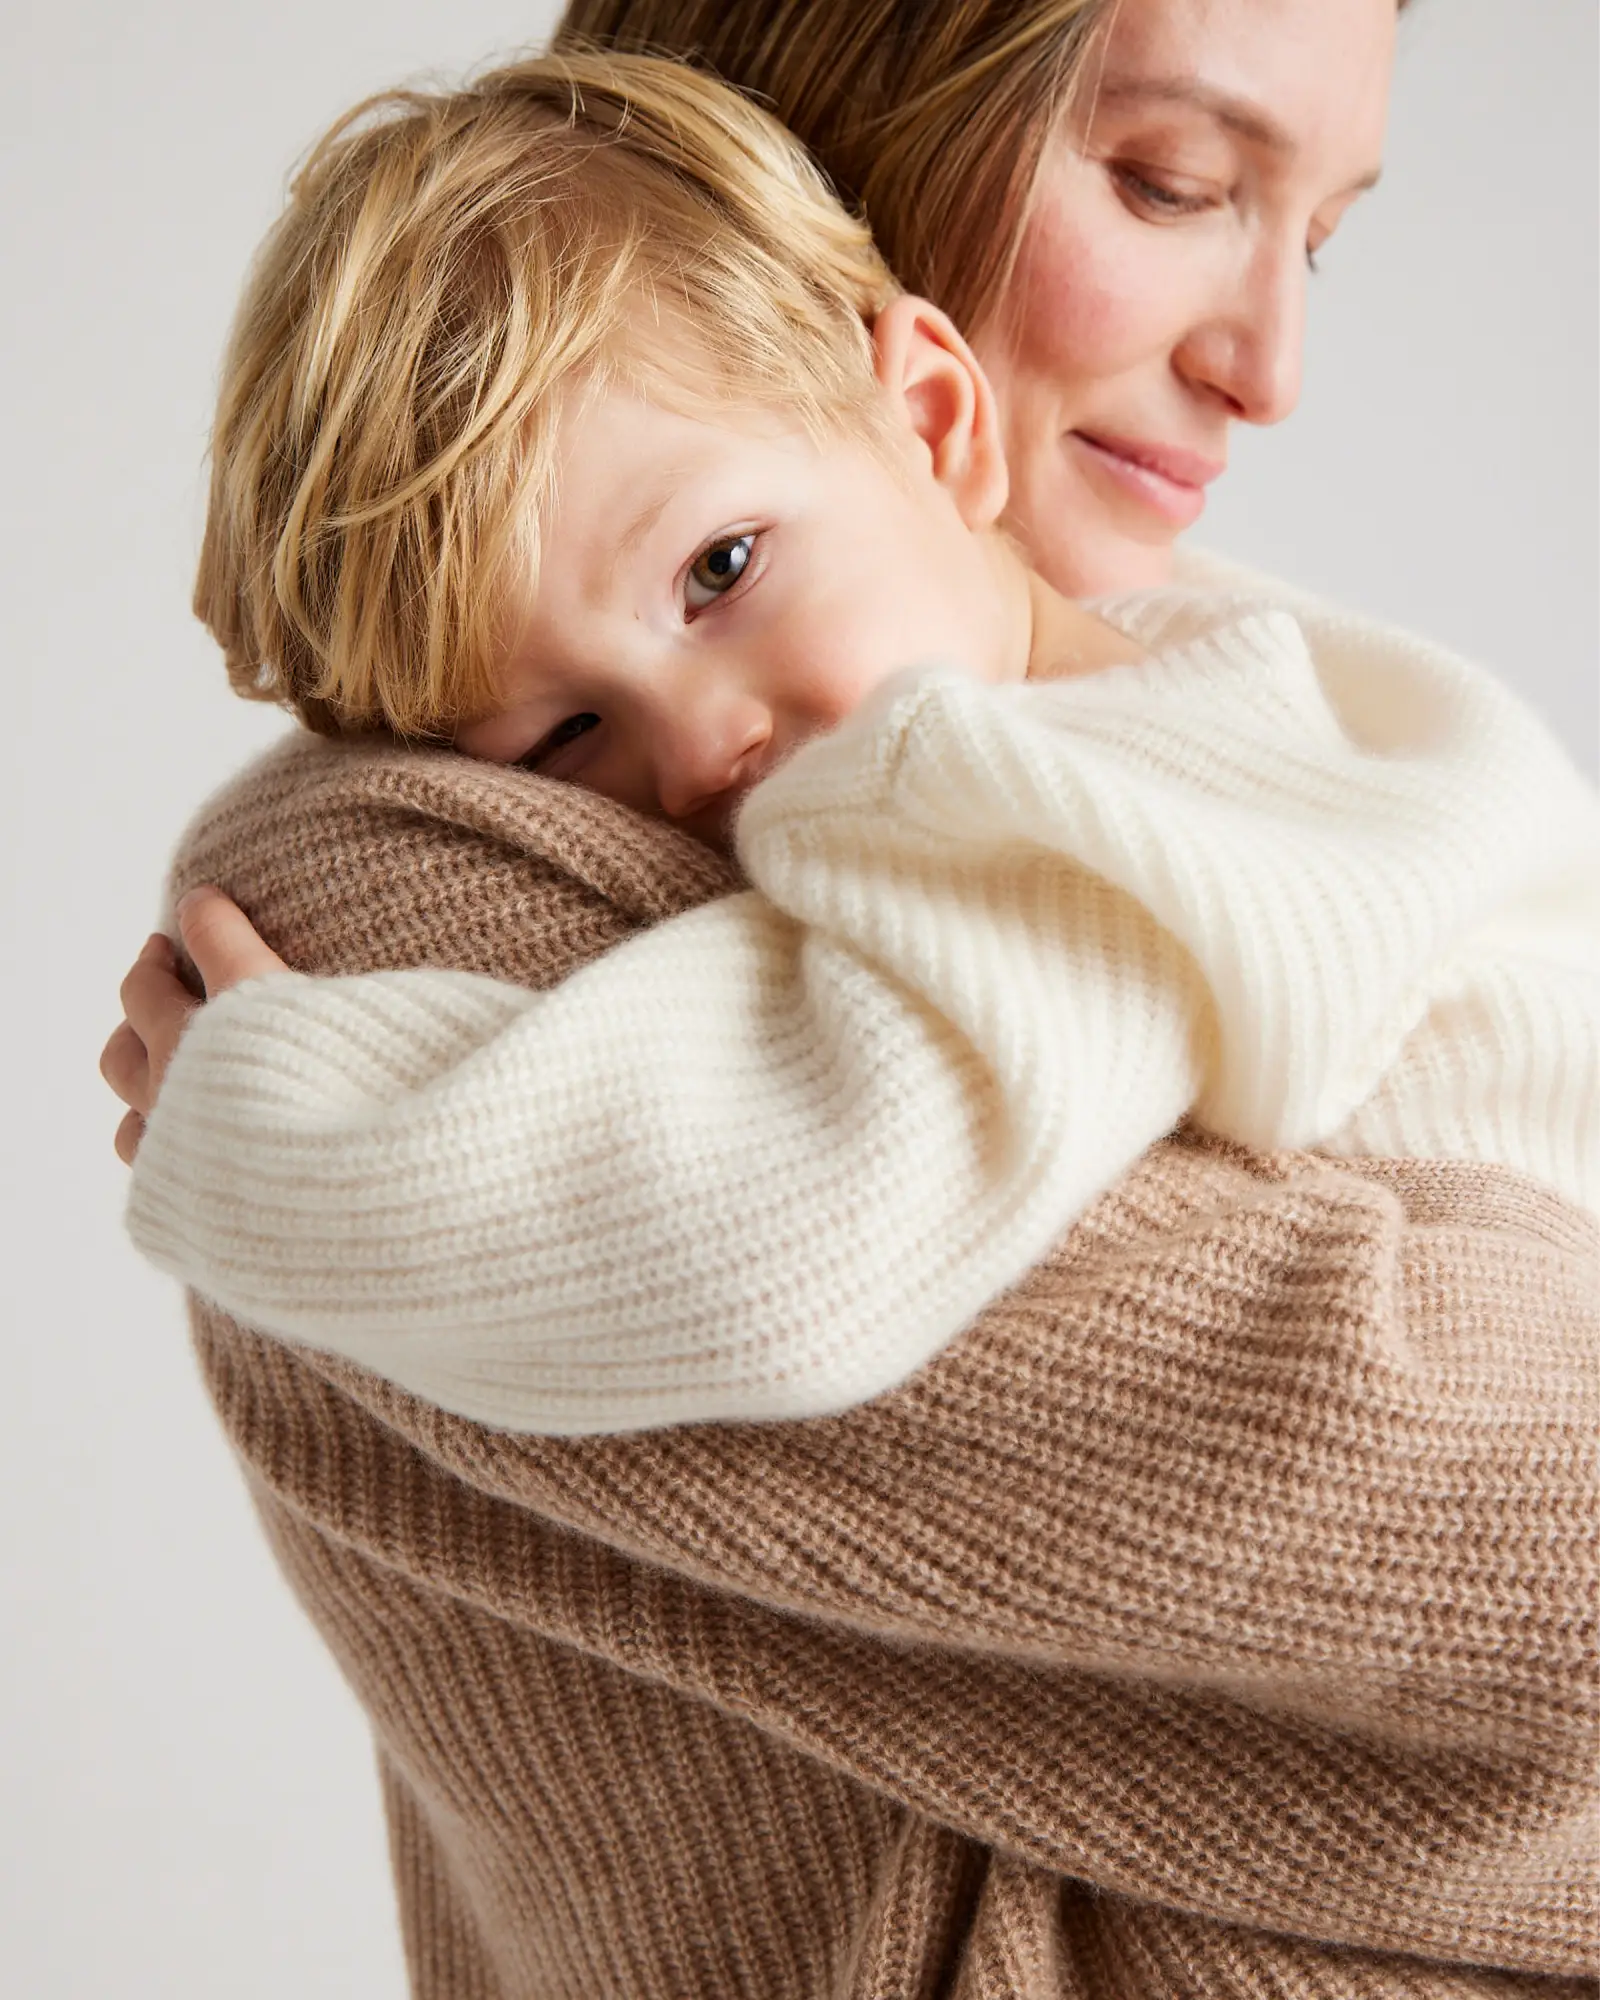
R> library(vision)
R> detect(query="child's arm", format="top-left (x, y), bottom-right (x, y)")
top-left (123, 716), bottom-right (1211, 1432)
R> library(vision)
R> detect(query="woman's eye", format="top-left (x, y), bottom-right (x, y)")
top-left (685, 532), bottom-right (756, 612)
top-left (1113, 165), bottom-right (1216, 218)
top-left (517, 713), bottom-right (600, 771)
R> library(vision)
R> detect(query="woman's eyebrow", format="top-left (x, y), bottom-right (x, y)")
top-left (1096, 74), bottom-right (1293, 151)
top-left (1094, 75), bottom-right (1382, 194)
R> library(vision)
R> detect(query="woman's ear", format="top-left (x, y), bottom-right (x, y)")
top-left (871, 294), bottom-right (1009, 529)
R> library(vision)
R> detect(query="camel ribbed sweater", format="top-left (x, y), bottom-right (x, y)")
top-left (129, 593), bottom-right (1599, 1432)
top-left (156, 722), bottom-right (1597, 1997)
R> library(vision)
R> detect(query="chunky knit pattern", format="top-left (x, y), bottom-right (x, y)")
top-left (157, 729), bottom-right (1597, 1996)
top-left (129, 595), bottom-right (1600, 1432)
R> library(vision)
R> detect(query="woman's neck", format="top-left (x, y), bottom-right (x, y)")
top-left (1018, 553), bottom-right (1148, 684)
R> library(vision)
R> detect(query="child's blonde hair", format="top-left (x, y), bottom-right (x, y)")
top-left (195, 49), bottom-right (898, 738)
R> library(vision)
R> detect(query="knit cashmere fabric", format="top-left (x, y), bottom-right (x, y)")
top-left (159, 727), bottom-right (1597, 1997)
top-left (129, 593), bottom-right (1600, 1433)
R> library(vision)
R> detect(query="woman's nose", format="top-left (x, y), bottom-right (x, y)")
top-left (1175, 240), bottom-right (1306, 429)
top-left (652, 684), bottom-right (773, 823)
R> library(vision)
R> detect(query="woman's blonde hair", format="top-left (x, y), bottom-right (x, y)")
top-left (196, 49), bottom-right (896, 738)
top-left (556, 0), bottom-right (1109, 338)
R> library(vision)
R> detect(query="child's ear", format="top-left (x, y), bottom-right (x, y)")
top-left (871, 295), bottom-right (1008, 529)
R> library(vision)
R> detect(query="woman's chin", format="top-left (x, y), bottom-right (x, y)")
top-left (1005, 454), bottom-right (1183, 601)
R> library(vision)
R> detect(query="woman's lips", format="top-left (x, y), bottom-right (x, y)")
top-left (1069, 430), bottom-right (1223, 529)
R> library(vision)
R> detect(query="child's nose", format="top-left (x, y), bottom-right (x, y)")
top-left (654, 690), bottom-right (773, 822)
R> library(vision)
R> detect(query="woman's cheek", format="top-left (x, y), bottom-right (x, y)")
top-left (999, 156), bottom-right (1191, 401)
top-left (1020, 219), bottom-right (1167, 389)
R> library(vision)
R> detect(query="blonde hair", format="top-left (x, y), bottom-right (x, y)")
top-left (196, 49), bottom-right (897, 738)
top-left (556, 0), bottom-right (1109, 338)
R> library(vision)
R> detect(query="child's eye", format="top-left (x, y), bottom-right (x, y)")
top-left (517, 713), bottom-right (600, 771)
top-left (685, 532), bottom-right (756, 612)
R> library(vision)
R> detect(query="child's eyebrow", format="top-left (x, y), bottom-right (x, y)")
top-left (605, 454), bottom-right (710, 585)
top-left (613, 488), bottom-right (675, 574)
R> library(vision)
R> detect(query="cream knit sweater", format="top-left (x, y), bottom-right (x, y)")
top-left (126, 589), bottom-right (1600, 1432)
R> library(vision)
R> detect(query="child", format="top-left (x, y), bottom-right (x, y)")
top-left (112, 50), bottom-right (1600, 1433)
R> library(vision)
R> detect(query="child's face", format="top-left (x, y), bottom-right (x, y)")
top-left (454, 325), bottom-right (1022, 850)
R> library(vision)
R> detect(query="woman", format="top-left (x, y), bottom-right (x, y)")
top-left (102, 2), bottom-right (1595, 1993)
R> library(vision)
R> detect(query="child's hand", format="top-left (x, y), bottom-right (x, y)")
top-left (99, 887), bottom-right (289, 1164)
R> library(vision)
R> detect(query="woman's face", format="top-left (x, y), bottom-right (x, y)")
top-left (973, 0), bottom-right (1396, 598)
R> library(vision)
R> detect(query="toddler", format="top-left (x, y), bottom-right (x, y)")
top-left (117, 49), bottom-right (1600, 1432)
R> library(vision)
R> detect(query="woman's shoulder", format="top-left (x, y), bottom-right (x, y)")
top-left (165, 730), bottom-right (740, 983)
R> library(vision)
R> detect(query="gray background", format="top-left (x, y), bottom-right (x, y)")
top-left (2, 2), bottom-right (1594, 1992)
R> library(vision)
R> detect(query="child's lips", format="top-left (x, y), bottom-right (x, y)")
top-left (1069, 430), bottom-right (1224, 529)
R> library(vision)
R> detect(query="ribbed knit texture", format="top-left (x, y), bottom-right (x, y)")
top-left (151, 714), bottom-right (1597, 1996)
top-left (128, 594), bottom-right (1600, 1432)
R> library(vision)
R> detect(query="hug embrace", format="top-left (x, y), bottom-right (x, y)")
top-left (100, 2), bottom-right (1598, 1994)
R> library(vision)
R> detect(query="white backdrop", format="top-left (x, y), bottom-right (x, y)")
top-left (2, 3), bottom-right (1594, 1994)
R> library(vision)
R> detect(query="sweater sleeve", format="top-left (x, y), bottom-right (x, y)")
top-left (126, 605), bottom-right (1598, 1432)
top-left (126, 745), bottom-right (1209, 1432)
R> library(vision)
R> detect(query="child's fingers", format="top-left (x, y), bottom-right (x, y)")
top-left (99, 1018), bottom-right (152, 1113)
top-left (114, 1109), bottom-right (145, 1166)
top-left (176, 886), bottom-right (289, 998)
